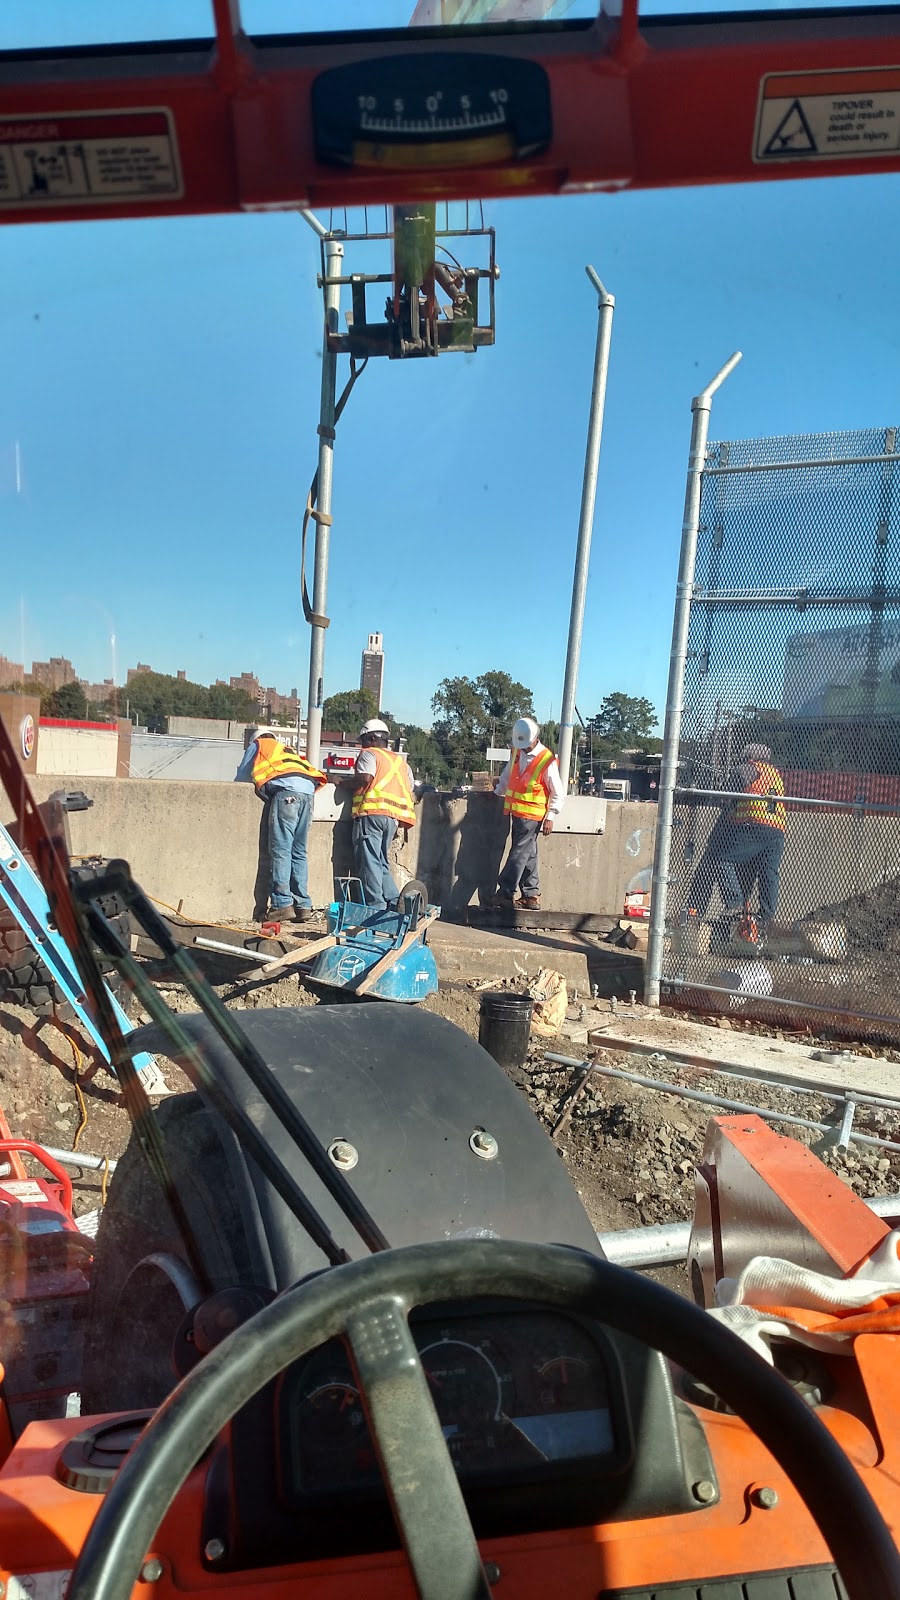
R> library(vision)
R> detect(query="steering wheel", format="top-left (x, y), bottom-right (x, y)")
top-left (68, 1239), bottom-right (900, 1600)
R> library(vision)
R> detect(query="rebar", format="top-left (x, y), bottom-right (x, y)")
top-left (545, 1052), bottom-right (900, 1154)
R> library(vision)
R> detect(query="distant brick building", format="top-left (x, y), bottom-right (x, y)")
top-left (126, 662), bottom-right (154, 683)
top-left (31, 656), bottom-right (76, 690)
top-left (263, 685), bottom-right (300, 720)
top-left (230, 671), bottom-right (263, 707)
top-left (0, 655), bottom-right (23, 688)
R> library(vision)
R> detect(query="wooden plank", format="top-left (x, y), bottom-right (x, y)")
top-left (255, 933), bottom-right (337, 976)
top-left (456, 909), bottom-right (618, 934)
top-left (353, 911), bottom-right (439, 997)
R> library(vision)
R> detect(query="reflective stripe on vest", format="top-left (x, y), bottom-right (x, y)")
top-left (733, 763), bottom-right (786, 832)
top-left (352, 748), bottom-right (416, 826)
top-left (504, 746), bottom-right (555, 821)
top-left (251, 737), bottom-right (327, 795)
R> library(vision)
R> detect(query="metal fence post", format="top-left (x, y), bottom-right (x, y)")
top-left (302, 210), bottom-right (343, 768)
top-left (644, 352), bottom-right (742, 1007)
top-left (557, 267), bottom-right (615, 795)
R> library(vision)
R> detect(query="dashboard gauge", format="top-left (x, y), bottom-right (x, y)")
top-left (417, 1334), bottom-right (516, 1470)
top-left (295, 1380), bottom-right (367, 1456)
top-left (536, 1354), bottom-right (596, 1411)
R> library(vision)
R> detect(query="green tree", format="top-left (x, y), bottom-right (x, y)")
top-left (123, 671), bottom-right (208, 730)
top-left (592, 692), bottom-right (658, 744)
top-left (46, 680), bottom-right (87, 719)
top-left (207, 683), bottom-right (259, 721)
top-left (322, 687), bottom-right (380, 734)
top-left (431, 671), bottom-right (535, 779)
top-left (538, 718), bottom-right (560, 750)
top-left (401, 724), bottom-right (450, 787)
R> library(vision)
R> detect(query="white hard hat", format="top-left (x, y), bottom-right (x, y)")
top-left (360, 718), bottom-right (390, 737)
top-left (512, 717), bottom-right (539, 749)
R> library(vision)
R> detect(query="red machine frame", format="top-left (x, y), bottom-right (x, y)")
top-left (0, 1), bottom-right (899, 228)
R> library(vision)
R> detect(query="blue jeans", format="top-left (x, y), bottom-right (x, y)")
top-left (717, 821), bottom-right (785, 923)
top-left (498, 816), bottom-right (541, 897)
top-left (352, 815), bottom-right (400, 910)
top-left (268, 792), bottom-right (313, 911)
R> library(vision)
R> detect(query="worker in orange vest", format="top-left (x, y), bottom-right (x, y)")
top-left (717, 742), bottom-right (786, 934)
top-left (341, 719), bottom-right (417, 910)
top-left (493, 717), bottom-right (564, 910)
top-left (235, 726), bottom-right (327, 922)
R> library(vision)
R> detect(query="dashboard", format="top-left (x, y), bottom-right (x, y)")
top-left (202, 1299), bottom-right (717, 1571)
top-left (282, 1308), bottom-right (621, 1498)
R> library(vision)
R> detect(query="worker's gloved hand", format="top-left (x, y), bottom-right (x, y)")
top-left (541, 818), bottom-right (554, 836)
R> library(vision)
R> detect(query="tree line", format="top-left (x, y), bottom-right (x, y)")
top-left (5, 672), bottom-right (259, 728)
top-left (323, 678), bottom-right (662, 786)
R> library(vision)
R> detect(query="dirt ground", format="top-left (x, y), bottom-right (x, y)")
top-left (3, 951), bottom-right (899, 1287)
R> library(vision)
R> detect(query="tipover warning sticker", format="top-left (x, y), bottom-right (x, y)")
top-left (756, 68), bottom-right (900, 163)
top-left (0, 108), bottom-right (182, 206)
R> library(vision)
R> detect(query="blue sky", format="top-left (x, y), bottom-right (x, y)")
top-left (1, 3), bottom-right (898, 729)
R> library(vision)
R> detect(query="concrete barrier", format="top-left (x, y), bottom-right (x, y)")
top-left (1, 776), bottom-right (659, 925)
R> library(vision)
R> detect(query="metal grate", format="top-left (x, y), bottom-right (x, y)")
top-left (656, 424), bottom-right (900, 1043)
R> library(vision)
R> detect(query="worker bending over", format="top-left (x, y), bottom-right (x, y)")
top-left (493, 718), bottom-right (564, 910)
top-left (342, 719), bottom-right (417, 910)
top-left (235, 726), bottom-right (327, 923)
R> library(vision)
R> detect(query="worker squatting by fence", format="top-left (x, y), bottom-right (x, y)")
top-left (647, 418), bottom-right (900, 1043)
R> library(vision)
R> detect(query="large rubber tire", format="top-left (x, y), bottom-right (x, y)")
top-left (80, 1092), bottom-right (265, 1415)
top-left (0, 858), bottom-right (132, 1017)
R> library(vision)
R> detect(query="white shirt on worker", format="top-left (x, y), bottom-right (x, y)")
top-left (494, 744), bottom-right (564, 817)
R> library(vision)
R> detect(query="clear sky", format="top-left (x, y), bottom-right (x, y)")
top-left (1, 2), bottom-right (897, 730)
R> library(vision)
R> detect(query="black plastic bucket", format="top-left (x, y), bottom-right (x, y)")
top-left (478, 991), bottom-right (534, 1070)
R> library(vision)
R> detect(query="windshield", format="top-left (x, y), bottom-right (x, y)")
top-left (2, 0), bottom-right (900, 1056)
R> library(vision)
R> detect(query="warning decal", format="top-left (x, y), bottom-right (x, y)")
top-left (0, 108), bottom-right (182, 206)
top-left (756, 68), bottom-right (900, 163)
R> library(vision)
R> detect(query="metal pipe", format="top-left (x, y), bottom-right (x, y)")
top-left (42, 1146), bottom-right (118, 1174)
top-left (677, 784), bottom-right (900, 813)
top-left (193, 936), bottom-right (280, 965)
top-left (300, 207), bottom-right (328, 240)
top-left (665, 975), bottom-right (900, 1030)
top-left (694, 588), bottom-right (900, 606)
top-left (557, 267), bottom-right (615, 795)
top-left (596, 1190), bottom-right (900, 1269)
top-left (305, 234), bottom-right (344, 769)
top-left (590, 1034), bottom-right (900, 1113)
top-left (704, 452), bottom-right (900, 476)
top-left (644, 352), bottom-right (742, 1007)
top-left (544, 1052), bottom-right (900, 1153)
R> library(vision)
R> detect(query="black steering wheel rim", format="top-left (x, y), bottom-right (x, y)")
top-left (68, 1238), bottom-right (900, 1600)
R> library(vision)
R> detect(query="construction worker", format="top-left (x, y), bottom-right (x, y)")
top-left (235, 726), bottom-right (327, 922)
top-left (493, 717), bottom-right (564, 910)
top-left (341, 719), bottom-right (416, 910)
top-left (716, 742), bottom-right (787, 935)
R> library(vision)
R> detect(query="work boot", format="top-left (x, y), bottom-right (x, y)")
top-left (274, 905), bottom-right (298, 922)
top-left (520, 896), bottom-right (541, 910)
top-left (294, 907), bottom-right (315, 924)
top-left (493, 892), bottom-right (515, 911)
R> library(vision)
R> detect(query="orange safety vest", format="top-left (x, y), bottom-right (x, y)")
top-left (251, 737), bottom-right (327, 797)
top-left (352, 747), bottom-right (416, 827)
top-left (504, 746), bottom-right (556, 821)
top-left (733, 762), bottom-right (786, 832)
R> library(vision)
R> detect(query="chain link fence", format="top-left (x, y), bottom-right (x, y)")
top-left (649, 420), bottom-right (900, 1043)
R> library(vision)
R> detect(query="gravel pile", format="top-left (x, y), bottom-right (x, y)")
top-left (520, 1046), bottom-right (900, 1232)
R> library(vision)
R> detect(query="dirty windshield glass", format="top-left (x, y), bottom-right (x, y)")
top-left (1, 12), bottom-right (896, 1600)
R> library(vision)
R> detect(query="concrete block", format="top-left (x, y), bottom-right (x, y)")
top-left (429, 923), bottom-right (591, 992)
